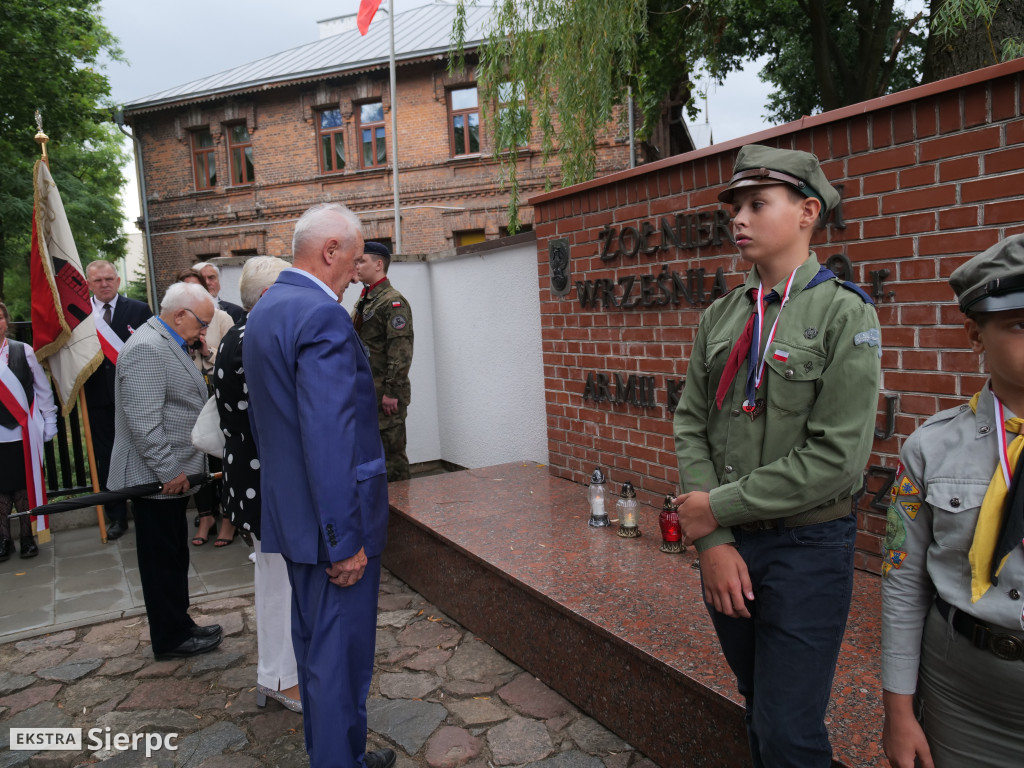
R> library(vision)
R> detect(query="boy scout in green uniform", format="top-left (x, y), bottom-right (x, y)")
top-left (882, 235), bottom-right (1024, 768)
top-left (672, 145), bottom-right (882, 768)
top-left (352, 241), bottom-right (413, 481)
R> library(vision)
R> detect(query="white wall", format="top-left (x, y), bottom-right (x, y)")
top-left (222, 238), bottom-right (548, 471)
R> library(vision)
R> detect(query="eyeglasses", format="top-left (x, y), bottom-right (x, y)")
top-left (184, 308), bottom-right (210, 329)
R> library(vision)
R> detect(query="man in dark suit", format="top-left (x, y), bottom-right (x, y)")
top-left (108, 282), bottom-right (222, 659)
top-left (84, 260), bottom-right (152, 540)
top-left (195, 262), bottom-right (245, 325)
top-left (244, 203), bottom-right (394, 768)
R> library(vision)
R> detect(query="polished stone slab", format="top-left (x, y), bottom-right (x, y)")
top-left (384, 462), bottom-right (885, 768)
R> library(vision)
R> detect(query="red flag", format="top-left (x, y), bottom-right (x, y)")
top-left (358, 0), bottom-right (383, 34)
top-left (30, 158), bottom-right (102, 415)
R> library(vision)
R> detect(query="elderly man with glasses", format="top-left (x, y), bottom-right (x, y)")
top-left (107, 282), bottom-right (223, 659)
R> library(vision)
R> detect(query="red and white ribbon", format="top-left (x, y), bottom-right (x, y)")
top-left (94, 311), bottom-right (124, 365)
top-left (0, 361), bottom-right (47, 510)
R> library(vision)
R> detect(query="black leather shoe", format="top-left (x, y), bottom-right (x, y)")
top-left (154, 633), bottom-right (222, 660)
top-left (19, 537), bottom-right (38, 558)
top-left (106, 521), bottom-right (127, 540)
top-left (190, 624), bottom-right (222, 638)
top-left (0, 538), bottom-right (12, 562)
top-left (364, 749), bottom-right (396, 768)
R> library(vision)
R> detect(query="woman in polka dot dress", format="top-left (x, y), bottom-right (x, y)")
top-left (215, 256), bottom-right (301, 713)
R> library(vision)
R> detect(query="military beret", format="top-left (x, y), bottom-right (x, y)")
top-left (950, 234), bottom-right (1024, 314)
top-left (718, 144), bottom-right (840, 215)
top-left (363, 241), bottom-right (391, 259)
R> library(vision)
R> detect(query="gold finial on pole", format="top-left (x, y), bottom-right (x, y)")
top-left (34, 109), bottom-right (49, 163)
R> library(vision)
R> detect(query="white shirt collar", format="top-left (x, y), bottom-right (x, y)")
top-left (283, 267), bottom-right (338, 301)
top-left (91, 294), bottom-right (119, 315)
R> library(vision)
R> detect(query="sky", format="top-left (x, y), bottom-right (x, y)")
top-left (98, 0), bottom-right (776, 228)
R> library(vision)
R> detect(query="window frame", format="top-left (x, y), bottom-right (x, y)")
top-left (226, 122), bottom-right (255, 186)
top-left (497, 81), bottom-right (529, 151)
top-left (448, 86), bottom-right (481, 157)
top-left (357, 102), bottom-right (387, 169)
top-left (317, 108), bottom-right (346, 174)
top-left (191, 128), bottom-right (217, 191)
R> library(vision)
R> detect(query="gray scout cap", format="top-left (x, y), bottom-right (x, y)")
top-left (718, 144), bottom-right (841, 214)
top-left (950, 233), bottom-right (1024, 314)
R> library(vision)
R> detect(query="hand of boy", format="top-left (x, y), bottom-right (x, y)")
top-left (671, 490), bottom-right (718, 543)
top-left (699, 544), bottom-right (755, 618)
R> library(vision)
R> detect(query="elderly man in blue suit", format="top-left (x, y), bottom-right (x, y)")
top-left (244, 203), bottom-right (393, 768)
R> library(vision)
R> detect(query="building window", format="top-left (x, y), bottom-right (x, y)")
top-left (455, 230), bottom-right (486, 247)
top-left (227, 123), bottom-right (255, 185)
top-left (318, 108), bottom-right (345, 173)
top-left (191, 129), bottom-right (217, 190)
top-left (358, 102), bottom-right (386, 168)
top-left (449, 87), bottom-right (480, 156)
top-left (497, 81), bottom-right (529, 150)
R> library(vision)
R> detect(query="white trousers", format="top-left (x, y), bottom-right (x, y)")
top-left (254, 536), bottom-right (299, 690)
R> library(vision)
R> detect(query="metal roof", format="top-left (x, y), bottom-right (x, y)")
top-left (124, 2), bottom-right (494, 113)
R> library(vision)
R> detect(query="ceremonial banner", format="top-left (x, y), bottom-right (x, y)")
top-left (30, 158), bottom-right (102, 414)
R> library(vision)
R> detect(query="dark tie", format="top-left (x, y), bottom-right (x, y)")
top-left (103, 303), bottom-right (112, 326)
top-left (715, 291), bottom-right (779, 409)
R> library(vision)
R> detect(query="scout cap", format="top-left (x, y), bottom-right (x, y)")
top-left (363, 241), bottom-right (391, 259)
top-left (950, 233), bottom-right (1024, 314)
top-left (718, 144), bottom-right (840, 215)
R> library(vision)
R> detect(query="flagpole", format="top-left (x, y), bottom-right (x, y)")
top-left (388, 0), bottom-right (402, 253)
top-left (33, 111), bottom-right (108, 543)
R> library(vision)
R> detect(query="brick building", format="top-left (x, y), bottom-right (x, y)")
top-left (122, 2), bottom-right (690, 290)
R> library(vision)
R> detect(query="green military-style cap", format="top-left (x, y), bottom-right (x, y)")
top-left (718, 144), bottom-right (841, 215)
top-left (949, 233), bottom-right (1024, 314)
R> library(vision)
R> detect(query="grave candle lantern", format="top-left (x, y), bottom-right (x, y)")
top-left (616, 482), bottom-right (641, 538)
top-left (587, 468), bottom-right (610, 528)
top-left (659, 495), bottom-right (684, 554)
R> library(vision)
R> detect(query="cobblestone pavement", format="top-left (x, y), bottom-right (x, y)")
top-left (0, 569), bottom-right (655, 768)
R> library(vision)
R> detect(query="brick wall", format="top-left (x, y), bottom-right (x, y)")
top-left (125, 61), bottom-right (631, 293)
top-left (531, 59), bottom-right (1024, 574)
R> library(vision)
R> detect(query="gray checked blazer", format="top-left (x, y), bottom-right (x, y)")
top-left (108, 316), bottom-right (208, 496)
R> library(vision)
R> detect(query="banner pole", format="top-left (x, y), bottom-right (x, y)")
top-left (78, 390), bottom-right (108, 543)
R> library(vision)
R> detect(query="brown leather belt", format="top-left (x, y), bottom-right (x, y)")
top-left (935, 596), bottom-right (1024, 662)
top-left (737, 497), bottom-right (852, 532)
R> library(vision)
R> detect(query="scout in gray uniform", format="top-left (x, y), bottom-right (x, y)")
top-left (351, 241), bottom-right (413, 481)
top-left (882, 234), bottom-right (1024, 768)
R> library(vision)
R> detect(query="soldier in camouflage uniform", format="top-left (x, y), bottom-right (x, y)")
top-left (351, 242), bottom-right (413, 481)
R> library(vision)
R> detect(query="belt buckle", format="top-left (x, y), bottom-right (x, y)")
top-left (988, 633), bottom-right (1024, 661)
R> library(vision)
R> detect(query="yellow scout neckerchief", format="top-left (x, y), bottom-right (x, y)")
top-left (968, 390), bottom-right (1024, 602)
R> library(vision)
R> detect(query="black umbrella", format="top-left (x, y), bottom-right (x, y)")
top-left (10, 472), bottom-right (220, 519)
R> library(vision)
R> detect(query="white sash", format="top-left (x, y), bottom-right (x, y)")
top-left (93, 311), bottom-right (124, 365)
top-left (0, 363), bottom-right (47, 509)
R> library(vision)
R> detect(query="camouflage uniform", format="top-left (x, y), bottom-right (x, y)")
top-left (353, 278), bottom-right (413, 481)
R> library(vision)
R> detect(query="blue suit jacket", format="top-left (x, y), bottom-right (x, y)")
top-left (243, 269), bottom-right (389, 564)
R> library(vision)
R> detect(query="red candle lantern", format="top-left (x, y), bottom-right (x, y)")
top-left (659, 495), bottom-right (684, 554)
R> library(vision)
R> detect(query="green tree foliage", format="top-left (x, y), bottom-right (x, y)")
top-left (714, 0), bottom-right (928, 123)
top-left (927, 0), bottom-right (1024, 81)
top-left (0, 0), bottom-right (127, 320)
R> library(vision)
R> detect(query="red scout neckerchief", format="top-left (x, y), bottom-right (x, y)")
top-left (0, 338), bottom-right (48, 509)
top-left (715, 266), bottom-right (799, 420)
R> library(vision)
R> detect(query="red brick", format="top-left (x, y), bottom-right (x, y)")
top-left (938, 92), bottom-right (962, 134)
top-left (899, 164), bottom-right (936, 188)
top-left (893, 104), bottom-right (915, 144)
top-left (899, 212), bottom-right (936, 234)
top-left (848, 145), bottom-right (916, 176)
top-left (900, 305), bottom-right (938, 325)
top-left (919, 327), bottom-right (972, 348)
top-left (919, 229), bottom-right (999, 256)
top-left (850, 116), bottom-right (871, 153)
top-left (847, 237), bottom-right (914, 261)
top-left (942, 350), bottom-right (983, 374)
top-left (863, 218), bottom-right (897, 238)
top-left (896, 280), bottom-right (960, 303)
top-left (991, 76), bottom-right (1018, 121)
top-left (984, 148), bottom-right (1021, 174)
top-left (939, 156), bottom-right (980, 181)
top-left (902, 350), bottom-right (939, 370)
top-left (964, 87), bottom-right (987, 127)
top-left (939, 254), bottom-right (973, 277)
top-left (900, 393), bottom-right (940, 416)
top-left (882, 186), bottom-right (957, 214)
top-left (863, 172), bottom-right (897, 195)
top-left (919, 126), bottom-right (1001, 161)
top-left (962, 171), bottom-right (1024, 202)
top-left (916, 99), bottom-right (938, 139)
top-left (900, 258), bottom-right (936, 280)
top-left (887, 371), bottom-right (958, 394)
top-left (938, 206), bottom-right (979, 230)
top-left (873, 113), bottom-right (893, 147)
top-left (985, 200), bottom-right (1024, 225)
top-left (831, 124), bottom-right (851, 157)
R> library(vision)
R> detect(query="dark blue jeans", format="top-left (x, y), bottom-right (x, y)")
top-left (705, 513), bottom-right (856, 768)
